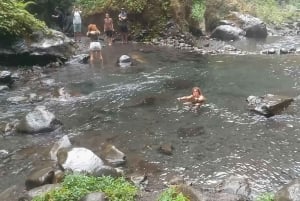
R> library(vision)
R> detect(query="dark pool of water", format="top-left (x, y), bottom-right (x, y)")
top-left (0, 42), bottom-right (300, 197)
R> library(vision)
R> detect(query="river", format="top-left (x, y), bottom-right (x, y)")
top-left (0, 37), bottom-right (300, 198)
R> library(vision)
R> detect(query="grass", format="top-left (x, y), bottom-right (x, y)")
top-left (32, 174), bottom-right (138, 201)
top-left (158, 186), bottom-right (190, 201)
top-left (255, 192), bottom-right (274, 201)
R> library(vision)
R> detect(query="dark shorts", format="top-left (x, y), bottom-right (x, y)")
top-left (119, 23), bottom-right (128, 33)
top-left (105, 30), bottom-right (114, 37)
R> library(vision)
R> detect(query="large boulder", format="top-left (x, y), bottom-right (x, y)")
top-left (0, 30), bottom-right (75, 66)
top-left (16, 106), bottom-right (62, 134)
top-left (247, 94), bottom-right (294, 117)
top-left (57, 147), bottom-right (105, 174)
top-left (211, 25), bottom-right (245, 41)
top-left (25, 167), bottom-right (55, 190)
top-left (227, 12), bottom-right (268, 38)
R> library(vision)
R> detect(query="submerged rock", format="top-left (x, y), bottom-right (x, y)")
top-left (117, 55), bottom-right (132, 68)
top-left (246, 94), bottom-right (294, 117)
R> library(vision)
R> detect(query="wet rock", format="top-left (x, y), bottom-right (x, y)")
top-left (215, 175), bottom-right (251, 199)
top-left (275, 178), bottom-right (300, 201)
top-left (117, 55), bottom-right (132, 68)
top-left (0, 71), bottom-right (14, 86)
top-left (7, 96), bottom-right (28, 104)
top-left (211, 25), bottom-right (245, 41)
top-left (27, 184), bottom-right (61, 199)
top-left (79, 192), bottom-right (106, 201)
top-left (93, 165), bottom-right (123, 178)
top-left (261, 48), bottom-right (276, 54)
top-left (67, 54), bottom-right (90, 65)
top-left (16, 106), bottom-right (62, 134)
top-left (25, 167), bottom-right (55, 190)
top-left (50, 135), bottom-right (72, 161)
top-left (177, 126), bottom-right (205, 138)
top-left (247, 94), bottom-right (294, 117)
top-left (130, 173), bottom-right (148, 189)
top-left (28, 93), bottom-right (44, 103)
top-left (57, 147), bottom-right (104, 174)
top-left (168, 175), bottom-right (185, 185)
top-left (158, 143), bottom-right (174, 155)
top-left (279, 48), bottom-right (289, 54)
top-left (229, 12), bottom-right (268, 39)
top-left (0, 150), bottom-right (9, 159)
top-left (0, 85), bottom-right (9, 91)
top-left (100, 144), bottom-right (126, 166)
top-left (174, 184), bottom-right (204, 201)
top-left (0, 29), bottom-right (75, 66)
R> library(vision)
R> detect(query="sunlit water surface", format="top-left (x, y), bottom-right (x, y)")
top-left (0, 42), bottom-right (299, 197)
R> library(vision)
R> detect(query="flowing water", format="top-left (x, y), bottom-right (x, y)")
top-left (0, 39), bottom-right (300, 198)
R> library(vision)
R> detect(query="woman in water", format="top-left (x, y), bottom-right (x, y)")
top-left (177, 87), bottom-right (206, 108)
top-left (86, 24), bottom-right (102, 63)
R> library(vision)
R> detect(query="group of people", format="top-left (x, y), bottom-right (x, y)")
top-left (53, 6), bottom-right (129, 63)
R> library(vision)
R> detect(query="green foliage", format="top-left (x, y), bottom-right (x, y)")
top-left (247, 0), bottom-right (298, 24)
top-left (0, 0), bottom-right (47, 37)
top-left (158, 187), bottom-right (190, 201)
top-left (32, 174), bottom-right (138, 201)
top-left (191, 0), bottom-right (206, 21)
top-left (255, 192), bottom-right (275, 201)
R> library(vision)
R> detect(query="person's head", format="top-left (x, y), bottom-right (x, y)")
top-left (88, 24), bottom-right (99, 32)
top-left (121, 8), bottom-right (125, 12)
top-left (105, 13), bottom-right (110, 18)
top-left (192, 87), bottom-right (202, 96)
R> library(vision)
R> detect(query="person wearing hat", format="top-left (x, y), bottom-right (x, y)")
top-left (118, 8), bottom-right (128, 43)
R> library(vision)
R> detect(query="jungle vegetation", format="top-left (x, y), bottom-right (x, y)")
top-left (0, 0), bottom-right (299, 39)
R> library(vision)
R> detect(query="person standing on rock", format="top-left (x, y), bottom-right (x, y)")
top-left (118, 8), bottom-right (128, 44)
top-left (72, 6), bottom-right (82, 42)
top-left (104, 13), bottom-right (114, 46)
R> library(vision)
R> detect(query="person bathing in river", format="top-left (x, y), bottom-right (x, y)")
top-left (86, 24), bottom-right (103, 63)
top-left (104, 13), bottom-right (114, 46)
top-left (177, 87), bottom-right (206, 108)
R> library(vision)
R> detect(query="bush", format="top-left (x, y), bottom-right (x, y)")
top-left (0, 0), bottom-right (47, 37)
top-left (32, 174), bottom-right (138, 201)
top-left (245, 0), bottom-right (298, 24)
top-left (255, 192), bottom-right (274, 201)
top-left (158, 187), bottom-right (190, 201)
top-left (191, 0), bottom-right (206, 21)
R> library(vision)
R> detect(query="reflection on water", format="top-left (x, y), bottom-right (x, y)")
top-left (0, 43), bottom-right (300, 196)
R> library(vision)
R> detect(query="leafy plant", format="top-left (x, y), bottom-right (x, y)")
top-left (0, 0), bottom-right (47, 37)
top-left (158, 187), bottom-right (190, 201)
top-left (245, 0), bottom-right (298, 24)
top-left (255, 192), bottom-right (275, 201)
top-left (32, 174), bottom-right (138, 201)
top-left (191, 0), bottom-right (206, 21)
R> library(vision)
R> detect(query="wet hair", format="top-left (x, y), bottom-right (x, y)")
top-left (192, 87), bottom-right (202, 94)
top-left (88, 24), bottom-right (99, 32)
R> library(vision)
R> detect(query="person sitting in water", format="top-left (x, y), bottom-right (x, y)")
top-left (86, 24), bottom-right (103, 63)
top-left (177, 87), bottom-right (206, 107)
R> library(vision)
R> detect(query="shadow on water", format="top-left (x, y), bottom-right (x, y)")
top-left (0, 41), bottom-right (300, 196)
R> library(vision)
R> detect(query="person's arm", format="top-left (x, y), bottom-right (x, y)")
top-left (177, 95), bottom-right (193, 101)
top-left (111, 18), bottom-right (114, 31)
